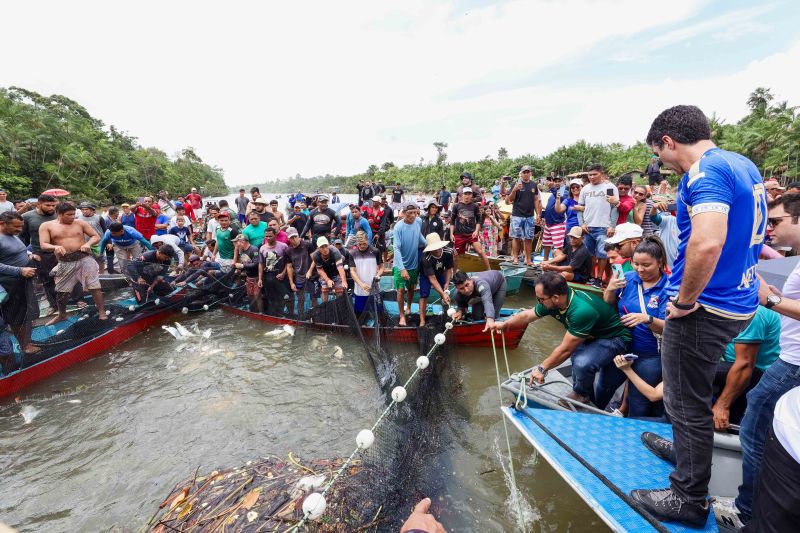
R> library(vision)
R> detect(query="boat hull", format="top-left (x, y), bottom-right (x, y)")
top-left (221, 304), bottom-right (528, 348)
top-left (0, 308), bottom-right (172, 399)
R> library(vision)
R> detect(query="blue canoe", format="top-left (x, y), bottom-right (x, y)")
top-left (503, 406), bottom-right (736, 532)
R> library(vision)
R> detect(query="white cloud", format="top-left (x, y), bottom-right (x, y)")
top-left (2, 0), bottom-right (794, 185)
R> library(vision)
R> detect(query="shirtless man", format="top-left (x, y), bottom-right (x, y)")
top-left (39, 202), bottom-right (106, 324)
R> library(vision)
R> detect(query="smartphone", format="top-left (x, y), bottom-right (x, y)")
top-left (623, 354), bottom-right (639, 361)
top-left (606, 188), bottom-right (614, 196)
top-left (667, 202), bottom-right (677, 212)
top-left (559, 185), bottom-right (567, 197)
top-left (611, 263), bottom-right (624, 279)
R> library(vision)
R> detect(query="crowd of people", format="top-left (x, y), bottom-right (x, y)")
top-left (2, 105), bottom-right (800, 532)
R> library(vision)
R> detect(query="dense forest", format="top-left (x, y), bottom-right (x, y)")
top-left (0, 87), bottom-right (228, 203)
top-left (247, 88), bottom-right (800, 194)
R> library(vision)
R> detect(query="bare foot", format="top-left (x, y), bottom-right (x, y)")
top-left (98, 314), bottom-right (108, 320)
top-left (419, 320), bottom-right (426, 328)
top-left (398, 318), bottom-right (407, 327)
top-left (511, 260), bottom-right (519, 265)
top-left (23, 345), bottom-right (41, 355)
top-left (525, 262), bottom-right (534, 267)
top-left (46, 315), bottom-right (67, 326)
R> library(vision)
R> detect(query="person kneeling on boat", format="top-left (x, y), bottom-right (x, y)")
top-left (173, 254), bottom-right (221, 288)
top-left (312, 236), bottom-right (347, 304)
top-left (491, 271), bottom-right (631, 408)
top-left (127, 244), bottom-right (176, 303)
top-left (98, 222), bottom-right (154, 272)
top-left (419, 233), bottom-right (454, 327)
top-left (539, 226), bottom-right (592, 283)
top-left (452, 270), bottom-right (505, 333)
top-left (602, 236), bottom-right (668, 419)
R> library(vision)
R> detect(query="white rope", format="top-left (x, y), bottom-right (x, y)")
top-left (490, 331), bottom-right (527, 533)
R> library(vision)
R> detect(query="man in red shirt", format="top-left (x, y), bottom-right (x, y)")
top-left (134, 196), bottom-right (160, 240)
top-left (614, 176), bottom-right (635, 225)
top-left (185, 187), bottom-right (203, 213)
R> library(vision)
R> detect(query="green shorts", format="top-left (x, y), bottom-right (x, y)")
top-left (392, 267), bottom-right (419, 290)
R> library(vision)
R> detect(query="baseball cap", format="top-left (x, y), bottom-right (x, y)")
top-left (787, 181), bottom-right (800, 190)
top-left (120, 203), bottom-right (130, 208)
top-left (403, 202), bottom-right (418, 211)
top-left (567, 226), bottom-right (584, 239)
top-left (286, 227), bottom-right (299, 238)
top-left (460, 172), bottom-right (473, 180)
top-left (520, 165), bottom-right (533, 172)
top-left (188, 254), bottom-right (201, 262)
top-left (568, 179), bottom-right (583, 187)
top-left (78, 201), bottom-right (96, 210)
top-left (372, 195), bottom-right (382, 202)
top-left (232, 234), bottom-right (247, 242)
top-left (333, 238), bottom-right (343, 245)
top-left (317, 194), bottom-right (329, 201)
top-left (316, 236), bottom-right (330, 247)
top-left (191, 187), bottom-right (197, 191)
top-left (175, 202), bottom-right (184, 208)
top-left (606, 222), bottom-right (644, 244)
top-left (217, 212), bottom-right (230, 218)
top-left (461, 187), bottom-right (473, 194)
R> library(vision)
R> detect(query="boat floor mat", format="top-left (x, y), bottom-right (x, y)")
top-left (503, 406), bottom-right (720, 532)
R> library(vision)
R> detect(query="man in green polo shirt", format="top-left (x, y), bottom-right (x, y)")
top-left (492, 271), bottom-right (631, 408)
top-left (242, 211), bottom-right (267, 248)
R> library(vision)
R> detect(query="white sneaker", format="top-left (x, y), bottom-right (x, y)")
top-left (712, 496), bottom-right (744, 531)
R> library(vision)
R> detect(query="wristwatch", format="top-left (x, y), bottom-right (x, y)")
top-left (765, 294), bottom-right (782, 309)
top-left (671, 297), bottom-right (696, 311)
top-left (534, 365), bottom-right (548, 377)
top-left (647, 315), bottom-right (654, 325)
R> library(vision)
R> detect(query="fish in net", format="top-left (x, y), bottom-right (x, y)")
top-left (149, 279), bottom-right (468, 531)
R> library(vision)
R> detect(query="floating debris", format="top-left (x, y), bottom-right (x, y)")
top-left (20, 405), bottom-right (40, 424)
top-left (329, 346), bottom-right (344, 359)
top-left (264, 324), bottom-right (295, 338)
top-left (146, 455), bottom-right (384, 532)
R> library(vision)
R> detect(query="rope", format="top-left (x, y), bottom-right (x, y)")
top-left (490, 332), bottom-right (527, 533)
top-left (289, 316), bottom-right (453, 532)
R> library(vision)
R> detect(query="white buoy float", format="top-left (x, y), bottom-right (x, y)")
top-left (181, 307), bottom-right (188, 314)
top-left (356, 429), bottom-right (375, 449)
top-left (129, 305), bottom-right (136, 312)
top-left (302, 492), bottom-right (327, 519)
top-left (444, 322), bottom-right (453, 330)
top-left (391, 386), bottom-right (407, 403)
top-left (446, 307), bottom-right (457, 318)
top-left (434, 333), bottom-right (446, 345)
top-left (416, 355), bottom-right (430, 369)
top-left (202, 304), bottom-right (209, 311)
top-left (154, 298), bottom-right (161, 305)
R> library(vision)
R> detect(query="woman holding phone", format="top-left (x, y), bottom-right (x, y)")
top-left (603, 235), bottom-right (669, 418)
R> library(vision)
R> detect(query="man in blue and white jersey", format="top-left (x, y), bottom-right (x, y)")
top-left (630, 105), bottom-right (766, 528)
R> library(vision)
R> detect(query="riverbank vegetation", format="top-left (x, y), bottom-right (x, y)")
top-left (247, 88), bottom-right (799, 194)
top-left (0, 87), bottom-right (228, 202)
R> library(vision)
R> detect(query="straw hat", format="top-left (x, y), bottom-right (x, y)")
top-left (423, 233), bottom-right (450, 252)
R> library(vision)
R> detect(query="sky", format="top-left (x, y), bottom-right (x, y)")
top-left (2, 0), bottom-right (800, 185)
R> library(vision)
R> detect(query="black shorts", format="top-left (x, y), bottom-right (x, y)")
top-left (1, 278), bottom-right (38, 326)
top-left (647, 174), bottom-right (665, 186)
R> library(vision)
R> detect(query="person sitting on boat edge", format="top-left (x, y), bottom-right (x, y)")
top-left (0, 211), bottom-right (39, 360)
top-left (603, 235), bottom-right (668, 419)
top-left (539, 226), bottom-right (592, 283)
top-left (491, 271), bottom-right (631, 408)
top-left (712, 305), bottom-right (781, 430)
top-left (419, 233), bottom-right (454, 327)
top-left (127, 244), bottom-right (176, 303)
top-left (452, 270), bottom-right (506, 333)
top-left (348, 230), bottom-right (383, 315)
top-left (98, 222), bottom-right (154, 271)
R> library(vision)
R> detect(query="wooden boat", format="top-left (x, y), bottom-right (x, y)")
top-left (0, 302), bottom-right (173, 399)
top-left (221, 301), bottom-right (529, 348)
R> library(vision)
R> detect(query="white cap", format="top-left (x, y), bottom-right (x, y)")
top-left (462, 187), bottom-right (473, 194)
top-left (372, 196), bottom-right (382, 202)
top-left (568, 179), bottom-right (583, 187)
top-left (606, 222), bottom-right (644, 244)
top-left (316, 236), bottom-right (330, 247)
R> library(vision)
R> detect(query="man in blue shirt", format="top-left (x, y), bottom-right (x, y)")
top-left (99, 222), bottom-right (154, 267)
top-left (630, 105), bottom-right (766, 528)
top-left (392, 203), bottom-right (426, 326)
top-left (542, 174), bottom-right (567, 261)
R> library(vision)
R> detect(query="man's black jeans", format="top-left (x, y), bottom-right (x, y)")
top-left (661, 306), bottom-right (749, 505)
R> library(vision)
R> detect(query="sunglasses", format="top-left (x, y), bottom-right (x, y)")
top-left (768, 215), bottom-right (793, 227)
top-left (522, 170), bottom-right (532, 174)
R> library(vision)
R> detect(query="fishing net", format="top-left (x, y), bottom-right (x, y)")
top-left (2, 258), bottom-right (245, 377)
top-left (148, 274), bottom-right (467, 532)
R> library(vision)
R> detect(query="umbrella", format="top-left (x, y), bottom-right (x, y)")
top-left (42, 188), bottom-right (70, 197)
